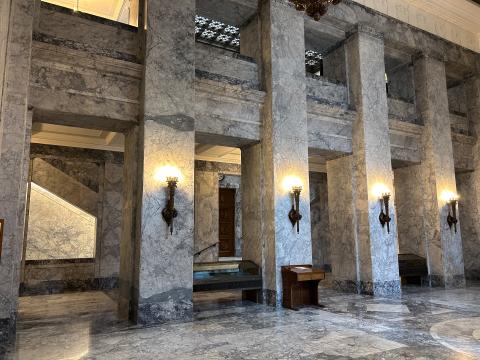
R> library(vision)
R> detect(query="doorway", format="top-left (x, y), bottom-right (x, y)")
top-left (219, 188), bottom-right (236, 257)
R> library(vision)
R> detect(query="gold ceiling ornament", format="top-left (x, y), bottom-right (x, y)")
top-left (289, 0), bottom-right (342, 21)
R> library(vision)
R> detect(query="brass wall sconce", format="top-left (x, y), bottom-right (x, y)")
top-left (289, 186), bottom-right (303, 234)
top-left (447, 198), bottom-right (459, 233)
top-left (161, 177), bottom-right (178, 235)
top-left (379, 193), bottom-right (391, 233)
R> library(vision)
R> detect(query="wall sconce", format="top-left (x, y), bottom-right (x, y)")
top-left (161, 177), bottom-right (178, 235)
top-left (379, 192), bottom-right (392, 233)
top-left (288, 186), bottom-right (303, 234)
top-left (447, 197), bottom-right (459, 233)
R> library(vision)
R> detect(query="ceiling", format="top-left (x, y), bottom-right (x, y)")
top-left (42, 0), bottom-right (131, 24)
top-left (31, 123), bottom-right (125, 152)
top-left (354, 0), bottom-right (480, 52)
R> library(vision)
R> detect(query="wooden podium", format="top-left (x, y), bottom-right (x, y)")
top-left (281, 265), bottom-right (325, 310)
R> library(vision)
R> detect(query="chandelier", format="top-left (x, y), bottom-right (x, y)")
top-left (289, 0), bottom-right (342, 21)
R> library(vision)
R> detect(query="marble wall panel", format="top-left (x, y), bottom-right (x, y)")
top-left (24, 147), bottom-right (123, 289)
top-left (309, 172), bottom-right (330, 269)
top-left (322, 45), bottom-right (347, 84)
top-left (450, 113), bottom-right (469, 135)
top-left (413, 54), bottom-right (465, 288)
top-left (387, 98), bottom-right (417, 124)
top-left (31, 158), bottom-right (98, 215)
top-left (456, 172), bottom-right (480, 280)
top-left (448, 83), bottom-right (467, 116)
top-left (25, 183), bottom-right (97, 260)
top-left (36, 3), bottom-right (139, 61)
top-left (327, 157), bottom-right (357, 286)
top-left (98, 162), bottom-right (123, 278)
top-left (394, 165), bottom-right (425, 257)
top-left (462, 75), bottom-right (480, 280)
top-left (306, 76), bottom-right (348, 106)
top-left (29, 42), bottom-right (141, 129)
top-left (196, 43), bottom-right (258, 85)
top-left (194, 78), bottom-right (263, 145)
top-left (0, 0), bottom-right (34, 340)
top-left (387, 65), bottom-right (415, 104)
top-left (194, 171), bottom-right (219, 263)
top-left (220, 174), bottom-right (242, 257)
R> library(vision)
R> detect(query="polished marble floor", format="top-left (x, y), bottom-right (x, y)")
top-left (4, 284), bottom-right (480, 359)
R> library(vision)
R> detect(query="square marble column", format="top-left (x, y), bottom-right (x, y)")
top-left (328, 25), bottom-right (401, 296)
top-left (0, 0), bottom-right (34, 342)
top-left (241, 0), bottom-right (312, 305)
top-left (119, 0), bottom-right (195, 324)
top-left (459, 74), bottom-right (480, 279)
top-left (413, 53), bottom-right (465, 288)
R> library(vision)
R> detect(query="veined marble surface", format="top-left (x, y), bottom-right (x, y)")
top-left (5, 284), bottom-right (480, 359)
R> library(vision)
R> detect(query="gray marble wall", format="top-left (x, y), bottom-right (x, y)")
top-left (387, 64), bottom-right (415, 104)
top-left (329, 25), bottom-right (401, 296)
top-left (448, 83), bottom-right (467, 116)
top-left (456, 172), bottom-right (480, 280)
top-left (461, 75), bottom-right (480, 280)
top-left (194, 162), bottom-right (242, 262)
top-left (121, 0), bottom-right (196, 325)
top-left (241, 0), bottom-right (312, 305)
top-left (194, 170), bottom-right (219, 262)
top-left (22, 146), bottom-right (123, 290)
top-left (220, 174), bottom-right (242, 257)
top-left (413, 53), bottom-right (465, 288)
top-left (309, 172), bottom-right (330, 269)
top-left (0, 0), bottom-right (34, 342)
top-left (394, 165), bottom-right (425, 257)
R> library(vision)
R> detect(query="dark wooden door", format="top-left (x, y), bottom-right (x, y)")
top-left (219, 188), bottom-right (236, 257)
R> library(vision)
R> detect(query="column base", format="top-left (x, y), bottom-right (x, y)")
top-left (136, 288), bottom-right (193, 325)
top-left (333, 279), bottom-right (401, 297)
top-left (423, 274), bottom-right (466, 289)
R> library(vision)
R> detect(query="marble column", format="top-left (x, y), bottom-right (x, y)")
top-left (119, 0), bottom-right (195, 324)
top-left (328, 25), bottom-right (401, 296)
top-left (460, 74), bottom-right (480, 279)
top-left (0, 0), bottom-right (34, 342)
top-left (413, 53), bottom-right (465, 288)
top-left (241, 0), bottom-right (312, 305)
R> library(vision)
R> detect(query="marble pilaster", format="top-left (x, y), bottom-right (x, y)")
top-left (328, 25), bottom-right (401, 296)
top-left (0, 0), bottom-right (34, 342)
top-left (460, 74), bottom-right (480, 279)
top-left (413, 53), bottom-right (465, 288)
top-left (241, 0), bottom-right (312, 305)
top-left (119, 0), bottom-right (195, 324)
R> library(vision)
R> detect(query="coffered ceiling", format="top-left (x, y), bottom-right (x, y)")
top-left (354, 0), bottom-right (480, 52)
top-left (42, 0), bottom-right (131, 23)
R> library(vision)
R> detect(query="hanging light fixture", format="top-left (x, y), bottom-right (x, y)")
top-left (289, 0), bottom-right (342, 21)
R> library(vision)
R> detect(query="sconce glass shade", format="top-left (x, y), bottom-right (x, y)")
top-left (441, 190), bottom-right (458, 203)
top-left (372, 183), bottom-right (390, 199)
top-left (282, 176), bottom-right (303, 193)
top-left (155, 166), bottom-right (183, 184)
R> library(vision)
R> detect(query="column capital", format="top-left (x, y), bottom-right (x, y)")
top-left (261, 0), bottom-right (296, 10)
top-left (346, 23), bottom-right (384, 41)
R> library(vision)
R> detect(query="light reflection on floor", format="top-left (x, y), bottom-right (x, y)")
top-left (4, 285), bottom-right (480, 359)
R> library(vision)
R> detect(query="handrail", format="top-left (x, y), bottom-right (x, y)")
top-left (194, 242), bottom-right (218, 257)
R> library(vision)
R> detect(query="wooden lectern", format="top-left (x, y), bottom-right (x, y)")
top-left (281, 265), bottom-right (325, 310)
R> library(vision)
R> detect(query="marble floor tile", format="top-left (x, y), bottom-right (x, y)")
top-left (366, 304), bottom-right (411, 313)
top-left (3, 285), bottom-right (480, 359)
